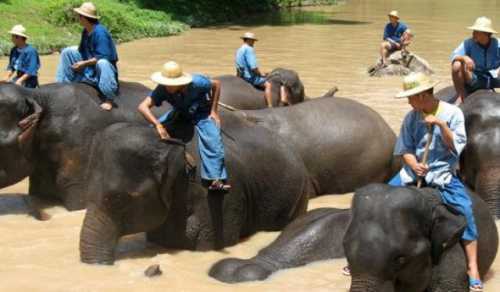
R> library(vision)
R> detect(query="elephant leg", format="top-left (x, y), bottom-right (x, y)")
top-left (80, 204), bottom-right (120, 265)
top-left (428, 244), bottom-right (468, 292)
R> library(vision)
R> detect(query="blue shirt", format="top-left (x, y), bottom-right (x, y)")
top-left (394, 101), bottom-right (467, 187)
top-left (151, 74), bottom-right (213, 121)
top-left (451, 37), bottom-right (500, 78)
top-left (383, 21), bottom-right (408, 43)
top-left (7, 44), bottom-right (40, 76)
top-left (78, 23), bottom-right (118, 65)
top-left (235, 44), bottom-right (259, 83)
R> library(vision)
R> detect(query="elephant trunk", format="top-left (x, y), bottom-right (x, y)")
top-left (79, 204), bottom-right (120, 265)
top-left (350, 274), bottom-right (393, 292)
top-left (475, 167), bottom-right (500, 219)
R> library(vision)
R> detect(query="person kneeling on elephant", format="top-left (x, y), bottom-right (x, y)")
top-left (389, 73), bottom-right (482, 291)
top-left (235, 32), bottom-right (288, 107)
top-left (138, 61), bottom-right (230, 191)
top-left (55, 2), bottom-right (118, 111)
top-left (451, 17), bottom-right (500, 105)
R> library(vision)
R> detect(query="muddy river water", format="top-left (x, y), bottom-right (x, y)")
top-left (1, 0), bottom-right (500, 291)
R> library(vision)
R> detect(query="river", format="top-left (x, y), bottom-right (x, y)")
top-left (0, 0), bottom-right (499, 291)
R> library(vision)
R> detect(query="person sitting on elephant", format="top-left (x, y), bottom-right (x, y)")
top-left (235, 32), bottom-right (288, 107)
top-left (451, 17), bottom-right (500, 105)
top-left (56, 2), bottom-right (118, 111)
top-left (0, 25), bottom-right (40, 88)
top-left (138, 61), bottom-right (231, 191)
top-left (380, 10), bottom-right (412, 66)
top-left (389, 72), bottom-right (483, 291)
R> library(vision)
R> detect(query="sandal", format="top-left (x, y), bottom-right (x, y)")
top-left (342, 266), bottom-right (351, 276)
top-left (469, 277), bottom-right (483, 292)
top-left (208, 180), bottom-right (231, 191)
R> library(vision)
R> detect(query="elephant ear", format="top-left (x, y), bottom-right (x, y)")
top-left (17, 97), bottom-right (43, 158)
top-left (430, 204), bottom-right (467, 264)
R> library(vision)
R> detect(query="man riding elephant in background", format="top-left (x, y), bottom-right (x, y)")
top-left (451, 17), bottom-right (500, 105)
top-left (56, 2), bottom-right (118, 111)
top-left (138, 61), bottom-right (231, 191)
top-left (1, 24), bottom-right (40, 88)
top-left (235, 32), bottom-right (289, 107)
top-left (380, 10), bottom-right (412, 67)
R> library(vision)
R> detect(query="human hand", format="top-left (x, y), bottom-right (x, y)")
top-left (71, 61), bottom-right (86, 72)
top-left (412, 163), bottom-right (429, 177)
top-left (209, 112), bottom-right (221, 127)
top-left (464, 57), bottom-right (475, 71)
top-left (423, 114), bottom-right (442, 127)
top-left (155, 124), bottom-right (170, 140)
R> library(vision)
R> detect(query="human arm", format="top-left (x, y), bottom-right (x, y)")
top-left (137, 95), bottom-right (169, 140)
top-left (450, 42), bottom-right (475, 70)
top-left (209, 79), bottom-right (221, 126)
top-left (1, 70), bottom-right (14, 83)
top-left (245, 47), bottom-right (266, 77)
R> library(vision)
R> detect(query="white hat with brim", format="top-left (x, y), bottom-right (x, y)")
top-left (151, 61), bottom-right (193, 86)
top-left (468, 16), bottom-right (497, 34)
top-left (241, 32), bottom-right (258, 41)
top-left (388, 10), bottom-right (400, 19)
top-left (8, 24), bottom-right (28, 39)
top-left (74, 2), bottom-right (100, 20)
top-left (396, 73), bottom-right (439, 98)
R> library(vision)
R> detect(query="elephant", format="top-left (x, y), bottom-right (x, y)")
top-left (217, 68), bottom-right (334, 110)
top-left (0, 82), bottom-right (166, 211)
top-left (239, 96), bottom-right (400, 196)
top-left (79, 109), bottom-right (310, 265)
top-left (209, 207), bottom-right (350, 283)
top-left (344, 183), bottom-right (498, 292)
top-left (368, 51), bottom-right (434, 77)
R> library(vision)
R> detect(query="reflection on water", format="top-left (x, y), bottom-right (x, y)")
top-left (1, 0), bottom-right (500, 291)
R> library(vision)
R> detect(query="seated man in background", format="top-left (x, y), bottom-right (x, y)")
top-left (380, 10), bottom-right (412, 66)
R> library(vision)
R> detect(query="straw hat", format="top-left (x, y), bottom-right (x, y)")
top-left (151, 61), bottom-right (193, 86)
top-left (8, 24), bottom-right (28, 39)
top-left (396, 73), bottom-right (439, 98)
top-left (468, 16), bottom-right (497, 34)
top-left (388, 10), bottom-right (400, 19)
top-left (241, 32), bottom-right (258, 41)
top-left (74, 2), bottom-right (100, 20)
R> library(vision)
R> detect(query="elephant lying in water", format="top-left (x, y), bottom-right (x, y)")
top-left (209, 183), bottom-right (498, 291)
top-left (368, 51), bottom-right (434, 77)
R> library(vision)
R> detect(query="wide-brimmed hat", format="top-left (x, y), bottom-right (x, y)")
top-left (8, 24), bottom-right (29, 39)
top-left (241, 32), bottom-right (258, 41)
top-left (396, 73), bottom-right (439, 98)
top-left (468, 16), bottom-right (497, 34)
top-left (151, 61), bottom-right (193, 86)
top-left (388, 10), bottom-right (400, 19)
top-left (74, 2), bottom-right (100, 20)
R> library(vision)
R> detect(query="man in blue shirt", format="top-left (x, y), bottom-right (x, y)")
top-left (235, 32), bottom-right (288, 107)
top-left (390, 73), bottom-right (482, 292)
top-left (451, 17), bottom-right (500, 105)
top-left (138, 61), bottom-right (230, 191)
top-left (1, 25), bottom-right (40, 88)
top-left (380, 11), bottom-right (411, 66)
top-left (56, 2), bottom-right (118, 111)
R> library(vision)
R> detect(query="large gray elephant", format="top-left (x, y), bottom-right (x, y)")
top-left (80, 110), bottom-right (310, 264)
top-left (0, 82), bottom-right (164, 211)
top-left (344, 183), bottom-right (498, 292)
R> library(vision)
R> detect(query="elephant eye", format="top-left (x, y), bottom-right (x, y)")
top-left (394, 256), bottom-right (407, 267)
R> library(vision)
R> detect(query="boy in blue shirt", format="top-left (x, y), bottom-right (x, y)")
top-left (56, 2), bottom-right (118, 111)
top-left (380, 11), bottom-right (411, 66)
top-left (1, 25), bottom-right (40, 88)
top-left (138, 61), bottom-right (230, 191)
top-left (451, 17), bottom-right (500, 104)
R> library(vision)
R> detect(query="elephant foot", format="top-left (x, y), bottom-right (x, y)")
top-left (79, 205), bottom-right (119, 265)
top-left (208, 258), bottom-right (273, 283)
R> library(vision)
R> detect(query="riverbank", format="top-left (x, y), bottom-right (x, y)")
top-left (0, 0), bottom-right (338, 56)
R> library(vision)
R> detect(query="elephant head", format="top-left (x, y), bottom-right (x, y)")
top-left (267, 68), bottom-right (305, 105)
top-left (343, 184), bottom-right (466, 292)
top-left (0, 84), bottom-right (42, 188)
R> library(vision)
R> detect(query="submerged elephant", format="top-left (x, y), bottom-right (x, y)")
top-left (0, 82), bottom-right (163, 211)
top-left (344, 184), bottom-right (498, 292)
top-left (368, 51), bottom-right (434, 77)
top-left (80, 110), bottom-right (310, 264)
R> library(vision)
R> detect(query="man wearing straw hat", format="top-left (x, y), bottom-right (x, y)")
top-left (56, 2), bottom-right (118, 111)
top-left (1, 24), bottom-right (40, 88)
top-left (138, 61), bottom-right (230, 191)
top-left (235, 32), bottom-right (287, 107)
top-left (451, 16), bottom-right (500, 104)
top-left (389, 72), bottom-right (482, 292)
top-left (380, 10), bottom-right (412, 66)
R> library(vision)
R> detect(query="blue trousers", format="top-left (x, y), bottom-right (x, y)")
top-left (389, 173), bottom-right (478, 241)
top-left (55, 46), bottom-right (118, 101)
top-left (160, 111), bottom-right (228, 181)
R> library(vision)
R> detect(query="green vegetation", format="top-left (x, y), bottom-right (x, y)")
top-left (0, 0), bottom-right (337, 56)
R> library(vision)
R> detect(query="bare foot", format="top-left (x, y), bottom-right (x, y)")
top-left (100, 102), bottom-right (113, 111)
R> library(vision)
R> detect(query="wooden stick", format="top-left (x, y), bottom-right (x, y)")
top-left (417, 125), bottom-right (434, 188)
top-left (218, 101), bottom-right (239, 112)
